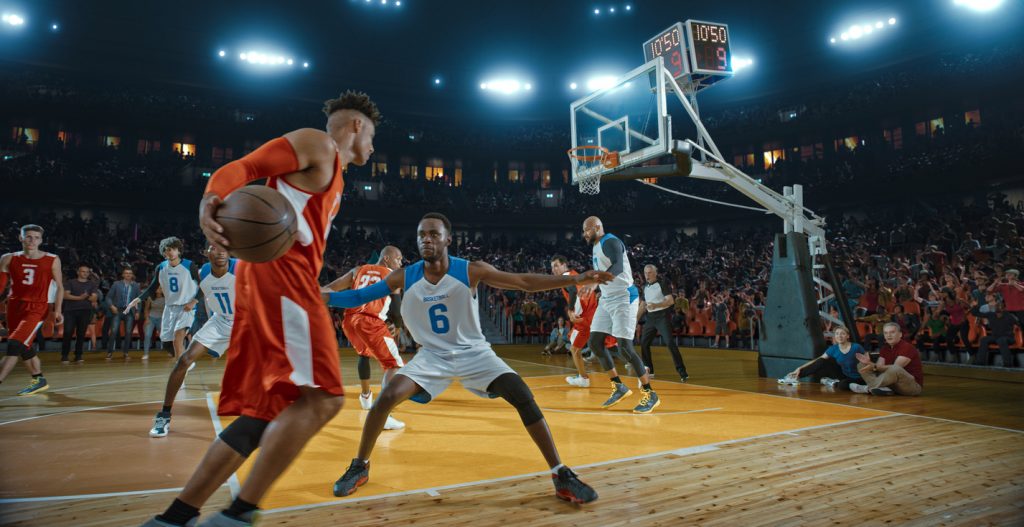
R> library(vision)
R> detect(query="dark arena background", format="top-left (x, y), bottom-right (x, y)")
top-left (1, 1), bottom-right (1022, 526)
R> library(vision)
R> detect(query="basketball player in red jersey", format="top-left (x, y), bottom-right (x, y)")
top-left (0, 224), bottom-right (63, 396)
top-left (323, 246), bottom-right (406, 430)
top-left (141, 91), bottom-right (380, 527)
top-left (550, 255), bottom-right (616, 388)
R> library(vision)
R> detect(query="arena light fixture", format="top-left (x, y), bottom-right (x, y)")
top-left (953, 0), bottom-right (1003, 11)
top-left (2, 13), bottom-right (25, 26)
top-left (586, 75), bottom-right (618, 91)
top-left (888, 17), bottom-right (897, 24)
top-left (569, 82), bottom-right (578, 90)
top-left (625, 5), bottom-right (631, 10)
top-left (480, 78), bottom-right (532, 95)
top-left (732, 56), bottom-right (754, 72)
top-left (51, 22), bottom-right (59, 31)
top-left (831, 17), bottom-right (897, 45)
top-left (218, 50), bottom-right (226, 57)
top-left (594, 8), bottom-right (600, 15)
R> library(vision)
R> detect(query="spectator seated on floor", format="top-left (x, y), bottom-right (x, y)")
top-left (851, 322), bottom-right (924, 396)
top-left (779, 326), bottom-right (865, 391)
top-left (543, 317), bottom-right (571, 355)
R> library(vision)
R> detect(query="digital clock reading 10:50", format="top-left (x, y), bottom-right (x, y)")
top-left (642, 22), bottom-right (688, 79)
top-left (687, 20), bottom-right (732, 75)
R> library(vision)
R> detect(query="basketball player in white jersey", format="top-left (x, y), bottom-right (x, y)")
top-left (326, 213), bottom-right (608, 504)
top-left (150, 245), bottom-right (237, 438)
top-left (583, 216), bottom-right (660, 414)
top-left (126, 237), bottom-right (201, 361)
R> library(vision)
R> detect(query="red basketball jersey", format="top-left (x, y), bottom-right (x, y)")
top-left (560, 270), bottom-right (579, 304)
top-left (8, 252), bottom-right (56, 303)
top-left (266, 156), bottom-right (344, 279)
top-left (345, 264), bottom-right (391, 320)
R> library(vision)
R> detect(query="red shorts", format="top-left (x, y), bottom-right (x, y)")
top-left (218, 262), bottom-right (344, 421)
top-left (569, 323), bottom-right (618, 350)
top-left (342, 314), bottom-right (403, 370)
top-left (7, 300), bottom-right (48, 348)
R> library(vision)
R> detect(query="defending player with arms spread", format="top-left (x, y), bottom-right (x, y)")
top-left (326, 213), bottom-right (610, 504)
top-left (141, 90), bottom-right (380, 527)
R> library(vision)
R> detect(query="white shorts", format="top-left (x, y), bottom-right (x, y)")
top-left (193, 315), bottom-right (233, 358)
top-left (160, 304), bottom-right (196, 342)
top-left (396, 347), bottom-right (516, 404)
top-left (590, 296), bottom-right (639, 340)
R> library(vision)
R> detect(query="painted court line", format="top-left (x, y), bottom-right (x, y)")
top-left (539, 406), bottom-right (722, 416)
top-left (0, 397), bottom-right (203, 427)
top-left (260, 413), bottom-right (898, 516)
top-left (206, 392), bottom-right (242, 498)
top-left (510, 355), bottom-right (1024, 435)
top-left (0, 486), bottom-right (189, 504)
top-left (0, 373), bottom-right (170, 403)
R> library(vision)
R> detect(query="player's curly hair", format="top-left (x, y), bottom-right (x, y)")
top-left (322, 90), bottom-right (382, 126)
top-left (159, 236), bottom-right (184, 255)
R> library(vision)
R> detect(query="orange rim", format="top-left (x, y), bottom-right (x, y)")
top-left (567, 145), bottom-right (610, 163)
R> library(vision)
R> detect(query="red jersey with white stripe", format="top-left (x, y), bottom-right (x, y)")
top-left (573, 287), bottom-right (600, 332)
top-left (8, 252), bottom-right (56, 303)
top-left (345, 264), bottom-right (391, 320)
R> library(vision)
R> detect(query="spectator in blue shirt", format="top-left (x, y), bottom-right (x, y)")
top-left (780, 326), bottom-right (865, 391)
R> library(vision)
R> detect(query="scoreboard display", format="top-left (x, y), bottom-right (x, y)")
top-left (642, 19), bottom-right (733, 89)
top-left (686, 20), bottom-right (732, 76)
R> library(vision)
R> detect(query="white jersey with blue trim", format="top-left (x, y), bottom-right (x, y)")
top-left (401, 257), bottom-right (489, 353)
top-left (158, 259), bottom-right (198, 306)
top-left (199, 258), bottom-right (238, 321)
top-left (592, 233), bottom-right (637, 302)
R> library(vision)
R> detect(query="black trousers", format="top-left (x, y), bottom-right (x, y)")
top-left (976, 336), bottom-right (1014, 366)
top-left (61, 310), bottom-right (92, 361)
top-left (640, 310), bottom-right (688, 378)
top-left (799, 357), bottom-right (860, 391)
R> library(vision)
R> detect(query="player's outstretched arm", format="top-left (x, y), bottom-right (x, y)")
top-left (323, 268), bottom-right (405, 309)
top-left (126, 264), bottom-right (160, 314)
top-left (321, 267), bottom-right (359, 293)
top-left (469, 261), bottom-right (612, 292)
top-left (200, 129), bottom-right (337, 249)
top-left (51, 255), bottom-right (65, 324)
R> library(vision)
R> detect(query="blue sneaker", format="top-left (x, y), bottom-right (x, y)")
top-left (600, 382), bottom-right (632, 409)
top-left (150, 411), bottom-right (171, 438)
top-left (17, 377), bottom-right (48, 396)
top-left (632, 389), bottom-right (661, 414)
top-left (333, 458), bottom-right (369, 497)
top-left (553, 466), bottom-right (598, 504)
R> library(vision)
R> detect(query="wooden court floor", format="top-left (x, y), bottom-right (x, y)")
top-left (0, 345), bottom-right (1022, 526)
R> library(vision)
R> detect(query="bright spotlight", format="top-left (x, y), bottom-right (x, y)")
top-left (849, 25), bottom-right (863, 39)
top-left (434, 77), bottom-right (441, 85)
top-left (863, 25), bottom-right (873, 34)
top-left (888, 17), bottom-right (896, 24)
top-left (875, 21), bottom-right (884, 28)
top-left (570, 82), bottom-right (578, 90)
top-left (287, 58), bottom-right (293, 65)
top-left (302, 62), bottom-right (309, 68)
top-left (396, 0), bottom-right (401, 5)
top-left (840, 32), bottom-right (849, 40)
top-left (382, 0), bottom-right (387, 4)
top-left (625, 5), bottom-right (631, 10)
top-left (830, 37), bottom-right (836, 44)
top-left (524, 83), bottom-right (532, 90)
top-left (218, 50), bottom-right (226, 57)
top-left (481, 79), bottom-right (529, 95)
top-left (610, 7), bottom-right (615, 13)
top-left (594, 8), bottom-right (600, 15)
top-left (954, 0), bottom-right (1003, 11)
top-left (240, 53), bottom-right (247, 60)
top-left (586, 76), bottom-right (618, 91)
top-left (2, 13), bottom-right (25, 26)
top-left (51, 23), bottom-right (59, 31)
top-left (732, 57), bottom-right (754, 72)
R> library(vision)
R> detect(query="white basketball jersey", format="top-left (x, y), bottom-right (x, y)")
top-left (200, 258), bottom-right (238, 321)
top-left (158, 259), bottom-right (198, 306)
top-left (592, 233), bottom-right (637, 302)
top-left (401, 257), bottom-right (489, 353)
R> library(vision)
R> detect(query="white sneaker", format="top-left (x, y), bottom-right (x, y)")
top-left (187, 361), bottom-right (196, 372)
top-left (565, 375), bottom-right (591, 388)
top-left (149, 412), bottom-right (171, 438)
top-left (849, 383), bottom-right (869, 394)
top-left (359, 392), bottom-right (373, 410)
top-left (820, 377), bottom-right (839, 388)
top-left (777, 373), bottom-right (799, 386)
top-left (383, 415), bottom-right (405, 430)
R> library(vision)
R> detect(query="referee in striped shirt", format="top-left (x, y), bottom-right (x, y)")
top-left (639, 264), bottom-right (689, 382)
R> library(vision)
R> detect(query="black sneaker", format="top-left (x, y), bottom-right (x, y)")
top-left (870, 387), bottom-right (895, 396)
top-left (552, 466), bottom-right (598, 504)
top-left (333, 458), bottom-right (369, 497)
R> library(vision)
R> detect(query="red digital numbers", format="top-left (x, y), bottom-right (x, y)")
top-left (670, 50), bottom-right (683, 76)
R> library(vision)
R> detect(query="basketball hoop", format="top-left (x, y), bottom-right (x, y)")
top-left (567, 146), bottom-right (619, 195)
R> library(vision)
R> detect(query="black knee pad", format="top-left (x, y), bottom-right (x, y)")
top-left (219, 415), bottom-right (269, 457)
top-left (6, 340), bottom-right (25, 358)
top-left (488, 373), bottom-right (544, 426)
top-left (357, 354), bottom-right (371, 381)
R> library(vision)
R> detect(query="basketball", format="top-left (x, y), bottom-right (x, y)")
top-left (214, 185), bottom-right (298, 263)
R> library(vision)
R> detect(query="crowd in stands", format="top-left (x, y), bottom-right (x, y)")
top-left (2, 189), bottom-right (1020, 367)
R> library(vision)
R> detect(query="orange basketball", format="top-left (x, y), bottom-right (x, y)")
top-left (215, 185), bottom-right (298, 263)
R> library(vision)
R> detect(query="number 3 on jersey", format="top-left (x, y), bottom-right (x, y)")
top-left (428, 304), bottom-right (449, 334)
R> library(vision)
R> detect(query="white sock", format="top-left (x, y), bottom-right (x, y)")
top-left (550, 463), bottom-right (565, 475)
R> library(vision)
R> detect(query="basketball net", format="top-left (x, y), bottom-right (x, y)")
top-left (567, 146), bottom-right (619, 195)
